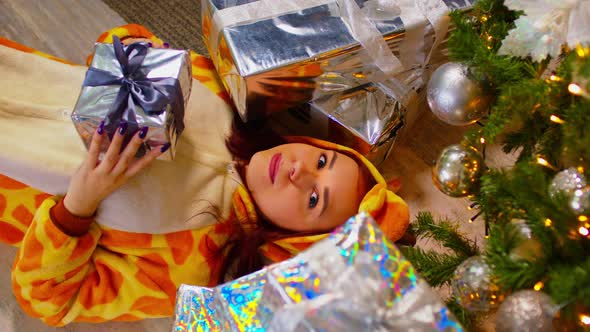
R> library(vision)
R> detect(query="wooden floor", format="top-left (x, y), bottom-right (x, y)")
top-left (0, 1), bottom-right (511, 330)
top-left (0, 0), bottom-right (126, 64)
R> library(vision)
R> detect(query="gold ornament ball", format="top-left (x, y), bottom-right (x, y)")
top-left (432, 144), bottom-right (485, 197)
top-left (451, 256), bottom-right (503, 312)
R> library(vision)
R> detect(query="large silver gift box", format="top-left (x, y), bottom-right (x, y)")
top-left (71, 42), bottom-right (192, 160)
top-left (202, 0), bottom-right (473, 122)
top-left (173, 213), bottom-right (464, 331)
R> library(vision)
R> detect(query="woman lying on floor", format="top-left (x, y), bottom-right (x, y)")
top-left (0, 25), bottom-right (410, 326)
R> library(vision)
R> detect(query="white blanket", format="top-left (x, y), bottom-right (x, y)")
top-left (0, 44), bottom-right (239, 234)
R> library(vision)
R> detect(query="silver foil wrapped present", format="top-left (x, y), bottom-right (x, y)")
top-left (173, 212), bottom-right (463, 331)
top-left (269, 81), bottom-right (405, 164)
top-left (202, 0), bottom-right (473, 122)
top-left (71, 38), bottom-right (192, 160)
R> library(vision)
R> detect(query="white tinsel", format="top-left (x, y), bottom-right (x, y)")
top-left (498, 0), bottom-right (590, 62)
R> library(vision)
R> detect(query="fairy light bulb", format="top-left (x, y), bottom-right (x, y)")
top-left (533, 281), bottom-right (544, 291)
top-left (480, 137), bottom-right (485, 144)
top-left (580, 215), bottom-right (589, 223)
top-left (569, 83), bottom-right (582, 95)
top-left (537, 157), bottom-right (550, 167)
top-left (549, 115), bottom-right (565, 124)
top-left (581, 314), bottom-right (590, 325)
top-left (544, 218), bottom-right (553, 227)
top-left (576, 44), bottom-right (590, 57)
top-left (549, 75), bottom-right (562, 81)
top-left (579, 226), bottom-right (589, 236)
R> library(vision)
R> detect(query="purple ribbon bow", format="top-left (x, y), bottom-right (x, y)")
top-left (83, 36), bottom-right (185, 147)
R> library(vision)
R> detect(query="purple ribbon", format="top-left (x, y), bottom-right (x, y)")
top-left (83, 36), bottom-right (185, 144)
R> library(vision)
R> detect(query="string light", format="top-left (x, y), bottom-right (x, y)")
top-left (469, 211), bottom-right (483, 223)
top-left (569, 83), bottom-right (582, 95)
top-left (549, 115), bottom-right (565, 124)
top-left (533, 281), bottom-right (544, 291)
top-left (480, 137), bottom-right (485, 144)
top-left (579, 226), bottom-right (589, 236)
top-left (576, 44), bottom-right (590, 57)
top-left (549, 74), bottom-right (562, 81)
top-left (581, 314), bottom-right (590, 326)
top-left (467, 202), bottom-right (479, 210)
top-left (480, 15), bottom-right (488, 22)
top-left (579, 215), bottom-right (589, 223)
top-left (536, 157), bottom-right (556, 170)
top-left (578, 166), bottom-right (585, 174)
top-left (544, 218), bottom-right (553, 227)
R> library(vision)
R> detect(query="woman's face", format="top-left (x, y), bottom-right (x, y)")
top-left (245, 143), bottom-right (363, 232)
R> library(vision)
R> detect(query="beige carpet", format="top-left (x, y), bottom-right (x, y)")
top-left (101, 0), bottom-right (209, 55)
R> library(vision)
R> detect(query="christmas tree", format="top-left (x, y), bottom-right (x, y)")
top-left (401, 0), bottom-right (590, 330)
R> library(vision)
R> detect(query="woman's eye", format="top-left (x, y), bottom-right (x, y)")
top-left (317, 153), bottom-right (327, 169)
top-left (309, 190), bottom-right (319, 209)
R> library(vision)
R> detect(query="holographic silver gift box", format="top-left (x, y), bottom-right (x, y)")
top-left (71, 41), bottom-right (192, 161)
top-left (202, 0), bottom-right (473, 123)
top-left (173, 213), bottom-right (463, 331)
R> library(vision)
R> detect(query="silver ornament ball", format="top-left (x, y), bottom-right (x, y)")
top-left (508, 219), bottom-right (543, 261)
top-left (451, 256), bottom-right (503, 312)
top-left (495, 290), bottom-right (557, 332)
top-left (427, 62), bottom-right (492, 126)
top-left (570, 186), bottom-right (590, 214)
top-left (432, 144), bottom-right (485, 197)
top-left (549, 168), bottom-right (587, 198)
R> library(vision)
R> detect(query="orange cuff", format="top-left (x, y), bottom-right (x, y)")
top-left (49, 198), bottom-right (95, 237)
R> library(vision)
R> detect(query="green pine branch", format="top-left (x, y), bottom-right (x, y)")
top-left (411, 212), bottom-right (479, 257)
top-left (401, 246), bottom-right (467, 288)
top-left (446, 297), bottom-right (477, 331)
top-left (401, 213), bottom-right (479, 288)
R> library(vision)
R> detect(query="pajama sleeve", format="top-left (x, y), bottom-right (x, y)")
top-left (11, 196), bottom-right (177, 326)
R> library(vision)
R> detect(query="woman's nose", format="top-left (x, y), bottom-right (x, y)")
top-left (289, 161), bottom-right (314, 187)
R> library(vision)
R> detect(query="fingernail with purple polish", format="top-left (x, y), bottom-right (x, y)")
top-left (160, 143), bottom-right (171, 153)
top-left (139, 126), bottom-right (149, 139)
top-left (97, 121), bottom-right (105, 135)
top-left (163, 42), bottom-right (170, 48)
top-left (118, 122), bottom-right (128, 135)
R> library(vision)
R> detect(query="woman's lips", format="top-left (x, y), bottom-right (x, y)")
top-left (269, 153), bottom-right (282, 184)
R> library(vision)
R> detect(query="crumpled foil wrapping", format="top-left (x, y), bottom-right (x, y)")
top-left (269, 82), bottom-right (405, 165)
top-left (71, 43), bottom-right (192, 160)
top-left (173, 212), bottom-right (463, 331)
top-left (201, 0), bottom-right (473, 162)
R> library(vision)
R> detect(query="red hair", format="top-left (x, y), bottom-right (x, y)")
top-left (221, 116), bottom-right (314, 278)
top-left (219, 115), bottom-right (415, 280)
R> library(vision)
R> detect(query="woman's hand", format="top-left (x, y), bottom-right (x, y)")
top-left (63, 123), bottom-right (168, 217)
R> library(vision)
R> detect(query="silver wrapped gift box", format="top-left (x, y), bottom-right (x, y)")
top-left (202, 0), bottom-right (473, 122)
top-left (202, 0), bottom-right (472, 164)
top-left (173, 212), bottom-right (463, 331)
top-left (71, 40), bottom-right (192, 160)
top-left (269, 81), bottom-right (406, 164)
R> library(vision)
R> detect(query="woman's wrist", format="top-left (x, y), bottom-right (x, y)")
top-left (50, 197), bottom-right (95, 236)
top-left (63, 194), bottom-right (97, 218)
